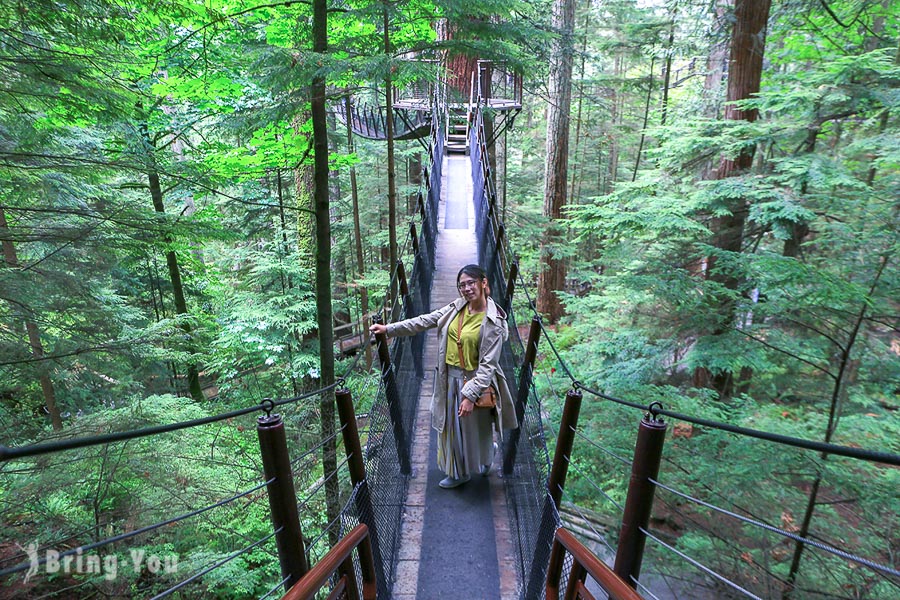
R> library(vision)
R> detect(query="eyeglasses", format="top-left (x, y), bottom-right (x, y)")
top-left (457, 280), bottom-right (480, 291)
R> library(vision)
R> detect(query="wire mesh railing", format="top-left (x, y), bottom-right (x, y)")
top-left (470, 101), bottom-right (559, 599)
top-left (342, 102), bottom-right (443, 599)
top-left (334, 100), bottom-right (432, 141)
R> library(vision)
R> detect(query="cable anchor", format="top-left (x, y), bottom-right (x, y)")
top-left (261, 398), bottom-right (275, 418)
top-left (646, 401), bottom-right (664, 423)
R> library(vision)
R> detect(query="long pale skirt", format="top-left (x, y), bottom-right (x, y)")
top-left (438, 365), bottom-right (495, 479)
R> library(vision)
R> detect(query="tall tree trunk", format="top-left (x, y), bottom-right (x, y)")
top-left (537, 0), bottom-right (576, 324)
top-left (294, 111), bottom-right (316, 274)
top-left (696, 0), bottom-right (771, 400)
top-left (149, 258), bottom-right (179, 387)
top-left (345, 96), bottom-right (372, 370)
top-left (0, 208), bottom-right (63, 430)
top-left (568, 0), bottom-right (591, 204)
top-left (384, 4), bottom-right (399, 319)
top-left (660, 15), bottom-right (675, 126)
top-left (604, 51), bottom-right (623, 193)
top-left (435, 19), bottom-right (480, 99)
top-left (704, 0), bottom-right (731, 120)
top-left (311, 0), bottom-right (339, 547)
top-left (276, 169), bottom-right (301, 396)
top-left (631, 57), bottom-right (654, 182)
top-left (139, 121), bottom-right (204, 402)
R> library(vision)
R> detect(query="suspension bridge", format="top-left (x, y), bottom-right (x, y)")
top-left (1, 65), bottom-right (898, 600)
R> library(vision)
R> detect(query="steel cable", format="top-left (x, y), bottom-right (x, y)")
top-left (305, 510), bottom-right (347, 557)
top-left (571, 427), bottom-right (632, 466)
top-left (577, 382), bottom-right (900, 466)
top-left (258, 575), bottom-right (291, 600)
top-left (1, 385), bottom-right (339, 461)
top-left (500, 233), bottom-right (900, 467)
top-left (639, 526), bottom-right (765, 600)
top-left (0, 477), bottom-right (274, 577)
top-left (650, 477), bottom-right (900, 578)
top-left (558, 488), bottom-right (617, 555)
top-left (561, 457), bottom-right (625, 512)
top-left (296, 455), bottom-right (351, 513)
top-left (631, 576), bottom-right (664, 600)
top-left (290, 424), bottom-right (346, 469)
top-left (148, 528), bottom-right (280, 600)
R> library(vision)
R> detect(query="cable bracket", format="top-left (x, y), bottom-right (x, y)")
top-left (261, 398), bottom-right (275, 418)
top-left (647, 401), bottom-right (665, 423)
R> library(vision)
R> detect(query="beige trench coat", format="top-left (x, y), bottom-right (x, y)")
top-left (385, 296), bottom-right (519, 436)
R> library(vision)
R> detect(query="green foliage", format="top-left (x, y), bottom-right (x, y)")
top-left (508, 0), bottom-right (899, 596)
top-left (1, 0), bottom-right (896, 597)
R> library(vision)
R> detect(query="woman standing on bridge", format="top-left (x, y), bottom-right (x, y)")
top-left (370, 264), bottom-right (517, 489)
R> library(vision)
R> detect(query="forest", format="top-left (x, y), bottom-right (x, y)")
top-left (1, 0), bottom-right (898, 598)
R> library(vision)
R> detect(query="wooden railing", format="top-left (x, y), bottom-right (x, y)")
top-left (280, 524), bottom-right (377, 600)
top-left (547, 528), bottom-right (642, 600)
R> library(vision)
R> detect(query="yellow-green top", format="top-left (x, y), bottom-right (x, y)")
top-left (446, 308), bottom-right (483, 370)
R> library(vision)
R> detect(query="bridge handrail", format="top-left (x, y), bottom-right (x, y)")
top-left (580, 383), bottom-right (900, 466)
top-left (279, 524), bottom-right (376, 600)
top-left (0, 384), bottom-right (340, 461)
top-left (546, 527), bottom-right (642, 600)
top-left (509, 255), bottom-right (900, 466)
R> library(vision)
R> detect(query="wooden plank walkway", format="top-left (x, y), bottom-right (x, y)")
top-left (394, 155), bottom-right (518, 599)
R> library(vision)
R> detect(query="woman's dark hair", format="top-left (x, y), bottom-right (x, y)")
top-left (457, 264), bottom-right (487, 285)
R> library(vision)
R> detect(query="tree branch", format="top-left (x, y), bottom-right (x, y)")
top-left (736, 328), bottom-right (835, 379)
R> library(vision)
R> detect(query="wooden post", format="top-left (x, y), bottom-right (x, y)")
top-left (257, 408), bottom-right (308, 591)
top-left (335, 389), bottom-right (388, 598)
top-left (613, 412), bottom-right (667, 588)
top-left (505, 260), bottom-right (518, 314)
top-left (409, 222), bottom-right (419, 257)
top-left (372, 319), bottom-right (412, 475)
top-left (503, 315), bottom-right (542, 475)
top-left (525, 388), bottom-right (582, 600)
top-left (548, 389), bottom-right (583, 509)
top-left (397, 260), bottom-right (423, 378)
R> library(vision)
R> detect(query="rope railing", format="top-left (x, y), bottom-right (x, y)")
top-left (328, 96), bottom-right (444, 600)
top-left (0, 382), bottom-right (344, 462)
top-left (577, 383), bottom-right (900, 467)
top-left (0, 278), bottom-right (418, 597)
top-left (470, 102), bottom-right (558, 600)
